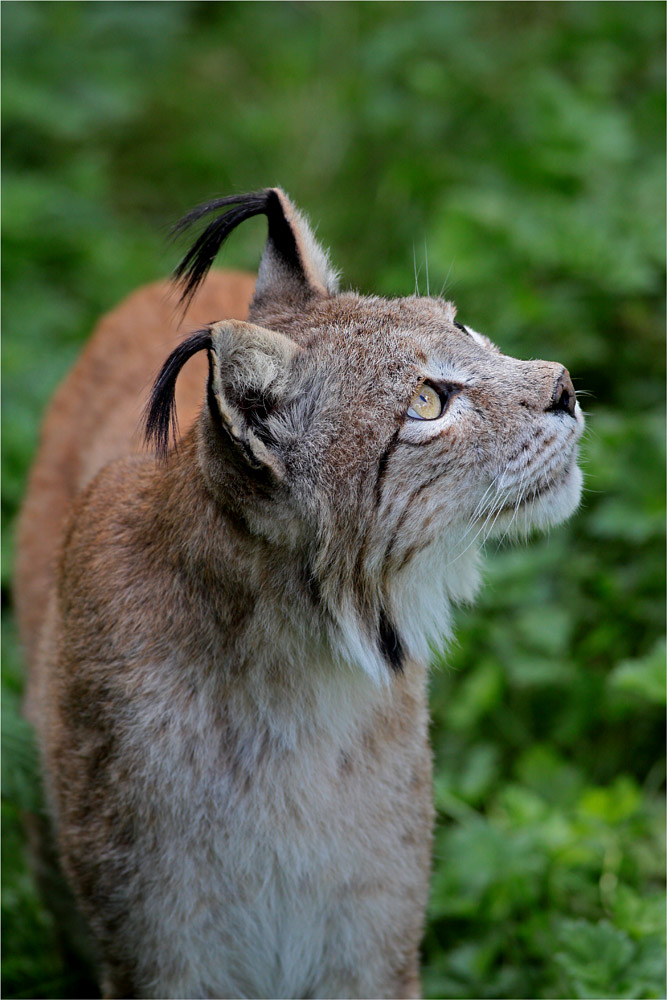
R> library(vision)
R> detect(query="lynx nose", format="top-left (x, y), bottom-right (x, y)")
top-left (548, 369), bottom-right (576, 417)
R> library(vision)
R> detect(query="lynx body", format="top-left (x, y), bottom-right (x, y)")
top-left (15, 190), bottom-right (584, 999)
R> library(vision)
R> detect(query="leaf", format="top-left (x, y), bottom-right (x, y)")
top-left (554, 919), bottom-right (636, 999)
top-left (609, 639), bottom-right (667, 705)
top-left (578, 777), bottom-right (642, 826)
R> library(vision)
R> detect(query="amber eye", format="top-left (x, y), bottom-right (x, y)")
top-left (407, 382), bottom-right (442, 420)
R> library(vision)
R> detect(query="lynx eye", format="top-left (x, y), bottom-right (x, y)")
top-left (407, 382), bottom-right (442, 420)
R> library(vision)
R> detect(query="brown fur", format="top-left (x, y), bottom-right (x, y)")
top-left (16, 271), bottom-right (255, 673)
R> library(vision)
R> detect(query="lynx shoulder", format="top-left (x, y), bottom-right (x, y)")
top-left (15, 188), bottom-right (584, 1000)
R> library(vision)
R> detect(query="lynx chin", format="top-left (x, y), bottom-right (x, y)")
top-left (16, 188), bottom-right (584, 999)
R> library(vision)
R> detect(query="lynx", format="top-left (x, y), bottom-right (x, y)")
top-left (15, 189), bottom-right (584, 999)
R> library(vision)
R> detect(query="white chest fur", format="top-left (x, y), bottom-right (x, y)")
top-left (116, 658), bottom-right (429, 999)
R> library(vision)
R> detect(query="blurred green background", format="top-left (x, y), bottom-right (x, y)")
top-left (2, 3), bottom-right (665, 998)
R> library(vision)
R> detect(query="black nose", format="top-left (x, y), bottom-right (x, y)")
top-left (548, 369), bottom-right (576, 417)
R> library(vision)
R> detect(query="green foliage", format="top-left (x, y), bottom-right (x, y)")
top-left (3, 3), bottom-right (664, 998)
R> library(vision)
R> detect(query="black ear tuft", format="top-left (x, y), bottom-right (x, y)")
top-left (172, 189), bottom-right (302, 308)
top-left (144, 329), bottom-right (212, 460)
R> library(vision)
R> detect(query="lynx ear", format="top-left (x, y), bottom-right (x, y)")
top-left (144, 320), bottom-right (302, 473)
top-left (205, 319), bottom-right (302, 479)
top-left (172, 188), bottom-right (338, 308)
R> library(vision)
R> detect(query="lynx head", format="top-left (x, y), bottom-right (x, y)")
top-left (146, 189), bottom-right (584, 683)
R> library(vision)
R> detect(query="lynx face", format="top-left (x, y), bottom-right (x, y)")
top-left (149, 189), bottom-right (584, 683)
top-left (249, 293), bottom-right (583, 539)
top-left (242, 293), bottom-right (583, 679)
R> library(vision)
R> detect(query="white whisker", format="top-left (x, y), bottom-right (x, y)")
top-left (439, 257), bottom-right (455, 298)
top-left (496, 468), bottom-right (529, 546)
top-left (445, 473), bottom-right (512, 567)
top-left (413, 245), bottom-right (421, 296)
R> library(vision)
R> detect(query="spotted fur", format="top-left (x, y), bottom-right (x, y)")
top-left (15, 189), bottom-right (584, 999)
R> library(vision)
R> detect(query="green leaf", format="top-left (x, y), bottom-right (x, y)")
top-left (578, 777), bottom-right (642, 826)
top-left (555, 919), bottom-right (636, 999)
top-left (609, 639), bottom-right (667, 705)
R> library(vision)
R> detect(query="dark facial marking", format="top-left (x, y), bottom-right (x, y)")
top-left (381, 462), bottom-right (453, 576)
top-left (374, 427), bottom-right (401, 507)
